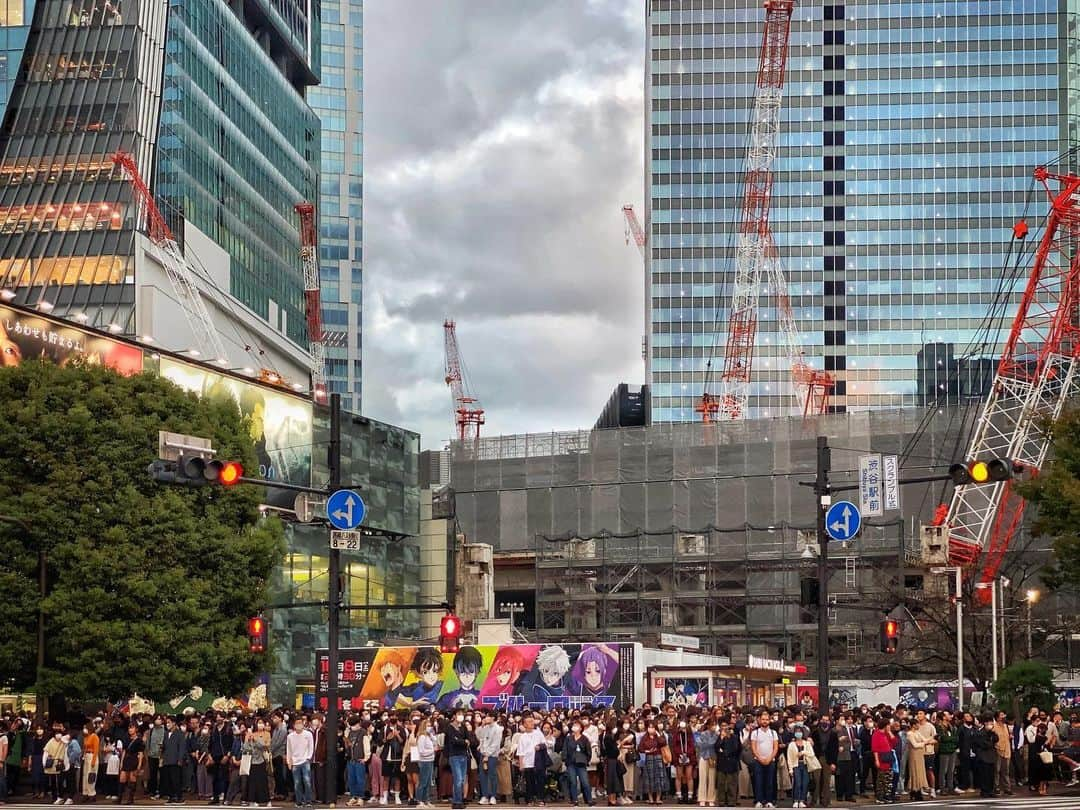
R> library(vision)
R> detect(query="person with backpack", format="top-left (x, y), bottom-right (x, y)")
top-left (345, 718), bottom-right (370, 807)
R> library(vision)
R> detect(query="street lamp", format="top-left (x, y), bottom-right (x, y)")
top-left (1026, 589), bottom-right (1040, 658)
top-left (932, 565), bottom-right (964, 712)
top-left (499, 601), bottom-right (525, 637)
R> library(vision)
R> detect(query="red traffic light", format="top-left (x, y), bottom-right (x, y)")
top-left (881, 618), bottom-right (899, 654)
top-left (884, 619), bottom-right (898, 637)
top-left (218, 461), bottom-right (243, 486)
top-left (439, 613), bottom-right (461, 653)
top-left (248, 615), bottom-right (267, 653)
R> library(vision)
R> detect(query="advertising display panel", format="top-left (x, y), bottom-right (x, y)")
top-left (317, 643), bottom-right (636, 712)
top-left (157, 357), bottom-right (312, 507)
top-left (0, 303), bottom-right (142, 374)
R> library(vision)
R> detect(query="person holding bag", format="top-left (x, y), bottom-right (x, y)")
top-left (244, 720), bottom-right (272, 808)
top-left (786, 729), bottom-right (813, 809)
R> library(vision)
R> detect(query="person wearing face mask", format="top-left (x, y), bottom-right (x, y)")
top-left (810, 716), bottom-right (836, 808)
top-left (81, 721), bottom-right (100, 803)
top-left (145, 716), bottom-right (164, 800)
top-left (693, 719), bottom-right (716, 808)
top-left (271, 714), bottom-right (290, 801)
top-left (161, 717), bottom-right (186, 805)
top-left (444, 712), bottom-right (471, 810)
top-left (834, 714), bottom-right (858, 802)
top-left (244, 718), bottom-right (272, 808)
top-left (670, 717), bottom-right (695, 805)
top-left (564, 721), bottom-right (594, 806)
top-left (617, 721), bottom-right (636, 804)
top-left (43, 727), bottom-right (66, 805)
top-left (476, 714), bottom-right (503, 806)
top-left (786, 727), bottom-right (814, 809)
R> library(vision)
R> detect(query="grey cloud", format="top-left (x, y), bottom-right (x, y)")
top-left (362, 1), bottom-right (646, 445)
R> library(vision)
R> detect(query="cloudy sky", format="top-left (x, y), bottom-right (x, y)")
top-left (361, 1), bottom-right (646, 448)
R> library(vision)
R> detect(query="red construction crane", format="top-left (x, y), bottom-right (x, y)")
top-left (113, 151), bottom-right (228, 365)
top-left (294, 202), bottom-right (327, 404)
top-left (444, 320), bottom-right (485, 442)
top-left (945, 166), bottom-right (1080, 602)
top-left (622, 205), bottom-right (646, 259)
top-left (698, 1), bottom-right (832, 422)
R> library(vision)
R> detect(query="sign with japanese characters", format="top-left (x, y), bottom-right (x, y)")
top-left (0, 304), bottom-right (142, 374)
top-left (883, 454), bottom-right (901, 511)
top-left (858, 453), bottom-right (884, 517)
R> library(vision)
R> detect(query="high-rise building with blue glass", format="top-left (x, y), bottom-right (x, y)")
top-left (646, 0), bottom-right (1073, 423)
top-left (0, 0), bottom-right (320, 351)
top-left (309, 0), bottom-right (362, 412)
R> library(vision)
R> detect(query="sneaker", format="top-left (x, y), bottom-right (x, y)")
top-left (953, 788), bottom-right (963, 794)
top-left (54, 800), bottom-right (64, 805)
top-left (66, 801), bottom-right (75, 806)
top-left (480, 800), bottom-right (489, 806)
top-left (490, 801), bottom-right (497, 807)
top-left (754, 804), bottom-right (762, 809)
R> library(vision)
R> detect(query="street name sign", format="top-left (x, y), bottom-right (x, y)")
top-left (858, 453), bottom-right (884, 517)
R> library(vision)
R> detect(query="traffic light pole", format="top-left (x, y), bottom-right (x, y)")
top-left (815, 436), bottom-right (831, 705)
top-left (326, 392), bottom-right (342, 807)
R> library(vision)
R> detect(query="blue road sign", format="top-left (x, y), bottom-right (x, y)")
top-left (825, 500), bottom-right (861, 542)
top-left (326, 489), bottom-right (366, 530)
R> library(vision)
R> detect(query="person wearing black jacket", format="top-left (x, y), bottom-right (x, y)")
top-left (957, 713), bottom-right (977, 792)
top-left (563, 721), bottom-right (594, 807)
top-left (714, 721), bottom-right (741, 808)
top-left (161, 717), bottom-right (187, 805)
top-left (972, 716), bottom-right (998, 799)
top-left (811, 717), bottom-right (838, 808)
top-left (857, 717), bottom-right (875, 796)
top-left (208, 715), bottom-right (233, 805)
top-left (445, 713), bottom-right (472, 810)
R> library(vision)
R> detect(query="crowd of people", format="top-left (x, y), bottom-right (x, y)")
top-left (2, 702), bottom-right (1079, 808)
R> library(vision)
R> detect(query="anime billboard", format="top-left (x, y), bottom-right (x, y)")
top-left (317, 643), bottom-right (635, 712)
top-left (0, 304), bottom-right (142, 374)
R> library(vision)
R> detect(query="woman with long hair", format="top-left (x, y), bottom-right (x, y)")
top-left (244, 717), bottom-right (272, 808)
top-left (636, 722), bottom-right (665, 806)
top-left (1025, 713), bottom-right (1053, 796)
top-left (403, 720), bottom-right (420, 804)
top-left (415, 721), bottom-right (436, 808)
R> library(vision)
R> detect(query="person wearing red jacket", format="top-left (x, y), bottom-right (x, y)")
top-left (870, 718), bottom-right (896, 804)
top-left (670, 718), bottom-right (696, 804)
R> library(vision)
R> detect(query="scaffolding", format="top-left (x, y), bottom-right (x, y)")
top-left (533, 520), bottom-right (905, 674)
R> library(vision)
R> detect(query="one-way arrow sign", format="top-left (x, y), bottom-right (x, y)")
top-left (326, 489), bottom-right (366, 530)
top-left (825, 500), bottom-right (861, 542)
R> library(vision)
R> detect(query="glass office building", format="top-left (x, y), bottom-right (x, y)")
top-left (309, 0), bottom-right (362, 412)
top-left (646, 0), bottom-right (1071, 422)
top-left (0, 0), bottom-right (320, 346)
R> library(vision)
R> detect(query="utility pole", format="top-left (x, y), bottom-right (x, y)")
top-left (815, 435), bottom-right (831, 704)
top-left (326, 393), bottom-right (342, 806)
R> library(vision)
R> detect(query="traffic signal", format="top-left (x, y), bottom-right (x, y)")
top-left (949, 458), bottom-right (1024, 486)
top-left (147, 455), bottom-right (244, 487)
top-left (880, 618), bottom-right (899, 654)
top-left (248, 616), bottom-right (268, 653)
top-left (439, 613), bottom-right (461, 653)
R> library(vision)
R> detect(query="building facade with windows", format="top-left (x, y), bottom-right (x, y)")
top-left (645, 0), bottom-right (1074, 422)
top-left (309, 0), bottom-right (362, 412)
top-left (0, 0), bottom-right (320, 355)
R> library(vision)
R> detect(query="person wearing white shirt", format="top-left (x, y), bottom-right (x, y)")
top-left (286, 720), bottom-right (315, 807)
top-left (749, 712), bottom-right (779, 808)
top-left (515, 716), bottom-right (548, 806)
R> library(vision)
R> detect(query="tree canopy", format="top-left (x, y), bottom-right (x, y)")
top-left (990, 660), bottom-right (1056, 713)
top-left (0, 360), bottom-right (285, 700)
top-left (1019, 406), bottom-right (1080, 592)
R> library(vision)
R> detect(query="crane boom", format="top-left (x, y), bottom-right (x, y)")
top-left (946, 167), bottom-right (1080, 598)
top-left (444, 319), bottom-right (485, 442)
top-left (295, 202), bottom-right (327, 403)
top-left (113, 151), bottom-right (228, 364)
top-left (622, 204), bottom-right (646, 259)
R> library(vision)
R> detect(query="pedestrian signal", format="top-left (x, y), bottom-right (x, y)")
top-left (248, 616), bottom-right (268, 653)
top-left (439, 613), bottom-right (461, 653)
top-left (880, 618), bottom-right (899, 654)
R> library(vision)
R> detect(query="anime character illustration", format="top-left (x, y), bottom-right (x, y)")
top-left (478, 646), bottom-right (531, 708)
top-left (437, 646), bottom-right (484, 710)
top-left (569, 644), bottom-right (620, 699)
top-left (521, 645), bottom-right (572, 706)
top-left (396, 647), bottom-right (444, 708)
top-left (377, 650), bottom-right (411, 709)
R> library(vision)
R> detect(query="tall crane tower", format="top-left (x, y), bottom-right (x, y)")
top-left (946, 167), bottom-right (1080, 599)
top-left (113, 151), bottom-right (228, 365)
top-left (623, 204), bottom-right (650, 364)
top-left (699, 0), bottom-right (832, 422)
top-left (295, 202), bottom-right (328, 404)
top-left (444, 320), bottom-right (485, 442)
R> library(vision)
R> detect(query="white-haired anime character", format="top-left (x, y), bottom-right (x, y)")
top-left (523, 645), bottom-right (572, 706)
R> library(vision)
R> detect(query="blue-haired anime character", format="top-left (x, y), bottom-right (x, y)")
top-left (437, 646), bottom-right (484, 710)
top-left (569, 644), bottom-right (620, 698)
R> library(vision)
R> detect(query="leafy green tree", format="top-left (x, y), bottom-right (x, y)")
top-left (0, 360), bottom-right (285, 701)
top-left (1019, 406), bottom-right (1080, 590)
top-left (990, 660), bottom-right (1056, 713)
